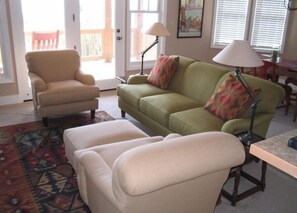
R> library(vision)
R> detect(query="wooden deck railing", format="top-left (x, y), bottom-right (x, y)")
top-left (25, 28), bottom-right (148, 62)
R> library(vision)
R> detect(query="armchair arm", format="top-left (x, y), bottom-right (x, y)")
top-left (75, 70), bottom-right (95, 85)
top-left (28, 72), bottom-right (46, 92)
top-left (127, 74), bottom-right (148, 84)
top-left (221, 113), bottom-right (273, 137)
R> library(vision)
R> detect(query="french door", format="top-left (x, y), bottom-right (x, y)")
top-left (17, 0), bottom-right (125, 101)
top-left (66, 0), bottom-right (125, 90)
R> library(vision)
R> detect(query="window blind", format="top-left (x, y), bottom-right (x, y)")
top-left (212, 0), bottom-right (249, 46)
top-left (251, 0), bottom-right (288, 51)
top-left (212, 0), bottom-right (288, 51)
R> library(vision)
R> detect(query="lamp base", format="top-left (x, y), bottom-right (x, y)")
top-left (237, 131), bottom-right (264, 146)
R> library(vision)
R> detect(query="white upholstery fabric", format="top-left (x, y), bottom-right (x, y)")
top-left (75, 136), bottom-right (164, 204)
top-left (77, 131), bottom-right (245, 213)
top-left (63, 120), bottom-right (149, 171)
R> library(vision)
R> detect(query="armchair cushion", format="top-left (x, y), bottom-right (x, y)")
top-left (38, 80), bottom-right (99, 106)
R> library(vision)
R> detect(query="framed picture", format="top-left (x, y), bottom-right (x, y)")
top-left (177, 0), bottom-right (205, 38)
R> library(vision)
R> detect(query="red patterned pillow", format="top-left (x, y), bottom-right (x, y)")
top-left (147, 55), bottom-right (179, 89)
top-left (204, 75), bottom-right (261, 121)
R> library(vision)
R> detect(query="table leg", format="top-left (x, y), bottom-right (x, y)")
top-left (231, 166), bottom-right (242, 206)
top-left (261, 161), bottom-right (267, 191)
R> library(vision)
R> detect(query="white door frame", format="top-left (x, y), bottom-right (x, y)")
top-left (6, 0), bottom-right (126, 106)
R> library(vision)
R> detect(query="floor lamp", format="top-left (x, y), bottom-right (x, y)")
top-left (139, 23), bottom-right (170, 75)
top-left (213, 40), bottom-right (264, 146)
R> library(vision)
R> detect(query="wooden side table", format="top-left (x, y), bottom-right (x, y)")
top-left (221, 133), bottom-right (267, 206)
top-left (250, 129), bottom-right (297, 178)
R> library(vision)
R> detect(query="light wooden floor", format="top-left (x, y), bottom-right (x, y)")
top-left (0, 89), bottom-right (296, 137)
top-left (0, 90), bottom-right (122, 127)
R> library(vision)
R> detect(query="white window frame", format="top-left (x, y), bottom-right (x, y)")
top-left (249, 0), bottom-right (289, 52)
top-left (0, 0), bottom-right (15, 84)
top-left (211, 0), bottom-right (289, 53)
top-left (126, 0), bottom-right (167, 71)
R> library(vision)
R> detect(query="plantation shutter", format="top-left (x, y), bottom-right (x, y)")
top-left (250, 0), bottom-right (288, 51)
top-left (212, 0), bottom-right (249, 46)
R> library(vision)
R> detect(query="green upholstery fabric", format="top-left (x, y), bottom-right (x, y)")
top-left (169, 62), bottom-right (229, 105)
top-left (169, 108), bottom-right (225, 135)
top-left (140, 93), bottom-right (201, 126)
top-left (117, 55), bottom-right (285, 137)
top-left (117, 84), bottom-right (170, 109)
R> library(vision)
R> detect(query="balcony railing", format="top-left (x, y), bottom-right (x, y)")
top-left (24, 28), bottom-right (152, 63)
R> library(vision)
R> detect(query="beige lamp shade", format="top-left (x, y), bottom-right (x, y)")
top-left (213, 40), bottom-right (263, 68)
top-left (145, 22), bottom-right (171, 37)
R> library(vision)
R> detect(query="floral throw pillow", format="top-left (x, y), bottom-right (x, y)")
top-left (147, 55), bottom-right (179, 89)
top-left (204, 75), bottom-right (261, 121)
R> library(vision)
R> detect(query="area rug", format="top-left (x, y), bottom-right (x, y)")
top-left (0, 111), bottom-right (114, 213)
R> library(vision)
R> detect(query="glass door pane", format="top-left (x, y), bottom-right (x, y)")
top-left (21, 0), bottom-right (66, 52)
top-left (79, 0), bottom-right (116, 81)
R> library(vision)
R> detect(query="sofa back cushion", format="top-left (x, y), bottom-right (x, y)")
top-left (169, 60), bottom-right (229, 105)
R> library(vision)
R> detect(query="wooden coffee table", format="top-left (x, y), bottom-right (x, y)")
top-left (250, 129), bottom-right (297, 179)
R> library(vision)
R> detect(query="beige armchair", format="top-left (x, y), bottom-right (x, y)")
top-left (75, 132), bottom-right (245, 213)
top-left (25, 49), bottom-right (100, 126)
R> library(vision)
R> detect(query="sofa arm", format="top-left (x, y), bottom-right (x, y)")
top-left (28, 72), bottom-right (46, 92)
top-left (127, 74), bottom-right (148, 84)
top-left (221, 113), bottom-right (273, 137)
top-left (76, 70), bottom-right (95, 85)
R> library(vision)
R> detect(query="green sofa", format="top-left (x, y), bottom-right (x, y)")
top-left (117, 56), bottom-right (285, 137)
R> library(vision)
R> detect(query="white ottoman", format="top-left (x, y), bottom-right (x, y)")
top-left (63, 120), bottom-right (149, 170)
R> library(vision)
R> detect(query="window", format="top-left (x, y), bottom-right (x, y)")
top-left (212, 0), bottom-right (288, 52)
top-left (0, 0), bottom-right (14, 84)
top-left (127, 0), bottom-right (165, 70)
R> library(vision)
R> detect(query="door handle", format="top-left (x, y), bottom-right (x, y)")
top-left (116, 36), bottom-right (122, 40)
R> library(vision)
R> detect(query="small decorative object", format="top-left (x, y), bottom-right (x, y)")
top-left (213, 40), bottom-right (264, 146)
top-left (177, 0), bottom-right (205, 38)
top-left (271, 50), bottom-right (278, 62)
top-left (139, 23), bottom-right (170, 75)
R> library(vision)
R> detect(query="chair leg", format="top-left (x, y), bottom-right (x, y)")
top-left (121, 110), bottom-right (126, 118)
top-left (91, 110), bottom-right (95, 119)
top-left (293, 105), bottom-right (297, 122)
top-left (42, 117), bottom-right (48, 127)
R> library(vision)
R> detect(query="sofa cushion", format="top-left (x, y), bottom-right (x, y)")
top-left (117, 84), bottom-right (171, 109)
top-left (38, 80), bottom-right (99, 106)
top-left (147, 55), bottom-right (179, 89)
top-left (169, 107), bottom-right (225, 135)
top-left (204, 75), bottom-right (261, 120)
top-left (169, 62), bottom-right (229, 104)
top-left (140, 93), bottom-right (201, 127)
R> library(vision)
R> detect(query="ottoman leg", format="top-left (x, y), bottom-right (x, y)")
top-left (121, 110), bottom-right (126, 118)
top-left (91, 110), bottom-right (95, 119)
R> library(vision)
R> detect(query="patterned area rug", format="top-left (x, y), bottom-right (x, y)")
top-left (0, 111), bottom-right (114, 212)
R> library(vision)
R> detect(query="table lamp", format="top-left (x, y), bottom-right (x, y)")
top-left (213, 40), bottom-right (264, 145)
top-left (139, 22), bottom-right (170, 75)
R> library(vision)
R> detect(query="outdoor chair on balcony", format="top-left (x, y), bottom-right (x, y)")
top-left (25, 49), bottom-right (100, 126)
top-left (31, 30), bottom-right (60, 50)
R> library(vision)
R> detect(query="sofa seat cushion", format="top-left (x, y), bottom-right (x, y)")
top-left (38, 80), bottom-right (99, 106)
top-left (169, 107), bottom-right (225, 135)
top-left (117, 84), bottom-right (171, 109)
top-left (140, 93), bottom-right (201, 127)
